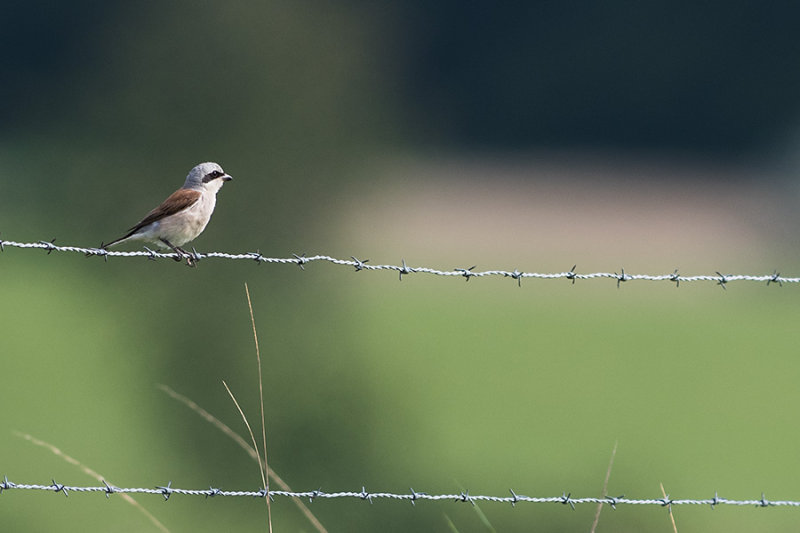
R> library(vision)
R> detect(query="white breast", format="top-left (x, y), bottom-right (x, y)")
top-left (159, 191), bottom-right (217, 246)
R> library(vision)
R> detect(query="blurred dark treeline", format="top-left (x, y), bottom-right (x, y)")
top-left (4, 2), bottom-right (800, 158)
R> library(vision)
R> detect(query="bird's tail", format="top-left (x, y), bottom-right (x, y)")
top-left (102, 234), bottom-right (131, 249)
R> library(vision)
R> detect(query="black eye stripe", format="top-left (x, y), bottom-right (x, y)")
top-left (201, 169), bottom-right (224, 183)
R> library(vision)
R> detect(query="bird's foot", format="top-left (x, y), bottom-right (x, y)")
top-left (187, 247), bottom-right (202, 267)
top-left (178, 247), bottom-right (199, 268)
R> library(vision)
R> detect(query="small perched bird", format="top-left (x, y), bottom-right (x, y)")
top-left (104, 162), bottom-right (232, 265)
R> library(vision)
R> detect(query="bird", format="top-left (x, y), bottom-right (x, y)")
top-left (103, 162), bottom-right (232, 265)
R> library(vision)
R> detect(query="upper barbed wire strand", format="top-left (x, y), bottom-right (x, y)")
top-left (0, 239), bottom-right (796, 285)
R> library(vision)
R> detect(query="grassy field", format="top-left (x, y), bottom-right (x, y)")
top-left (1, 248), bottom-right (798, 531)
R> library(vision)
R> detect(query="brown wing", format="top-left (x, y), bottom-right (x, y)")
top-left (103, 188), bottom-right (202, 248)
top-left (121, 189), bottom-right (201, 237)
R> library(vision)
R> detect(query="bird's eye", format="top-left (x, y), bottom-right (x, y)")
top-left (213, 170), bottom-right (223, 178)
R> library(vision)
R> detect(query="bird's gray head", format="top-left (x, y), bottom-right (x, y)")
top-left (183, 162), bottom-right (233, 192)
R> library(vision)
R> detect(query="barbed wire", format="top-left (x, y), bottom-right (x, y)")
top-left (1, 238), bottom-right (797, 287)
top-left (2, 478), bottom-right (797, 510)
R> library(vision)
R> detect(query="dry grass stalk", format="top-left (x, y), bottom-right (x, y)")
top-left (157, 384), bottom-right (327, 532)
top-left (590, 440), bottom-right (618, 533)
top-left (13, 431), bottom-right (169, 533)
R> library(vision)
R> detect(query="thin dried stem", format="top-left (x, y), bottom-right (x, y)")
top-left (590, 440), bottom-right (618, 533)
top-left (660, 482), bottom-right (679, 533)
top-left (157, 384), bottom-right (327, 532)
top-left (245, 282), bottom-right (272, 533)
top-left (222, 381), bottom-right (266, 491)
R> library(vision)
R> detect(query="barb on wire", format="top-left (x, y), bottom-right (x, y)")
top-left (0, 239), bottom-right (797, 286)
top-left (3, 479), bottom-right (800, 510)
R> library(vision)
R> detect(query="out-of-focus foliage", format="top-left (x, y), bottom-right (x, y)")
top-left (2, 3), bottom-right (800, 532)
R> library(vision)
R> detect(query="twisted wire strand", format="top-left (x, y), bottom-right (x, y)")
top-left (0, 239), bottom-right (795, 286)
top-left (1, 479), bottom-right (796, 509)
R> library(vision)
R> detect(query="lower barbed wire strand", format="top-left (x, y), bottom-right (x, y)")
top-left (2, 480), bottom-right (800, 508)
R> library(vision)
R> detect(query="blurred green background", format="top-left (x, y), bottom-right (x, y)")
top-left (2, 2), bottom-right (800, 531)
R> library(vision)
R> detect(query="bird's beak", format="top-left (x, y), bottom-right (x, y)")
top-left (222, 175), bottom-right (233, 182)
